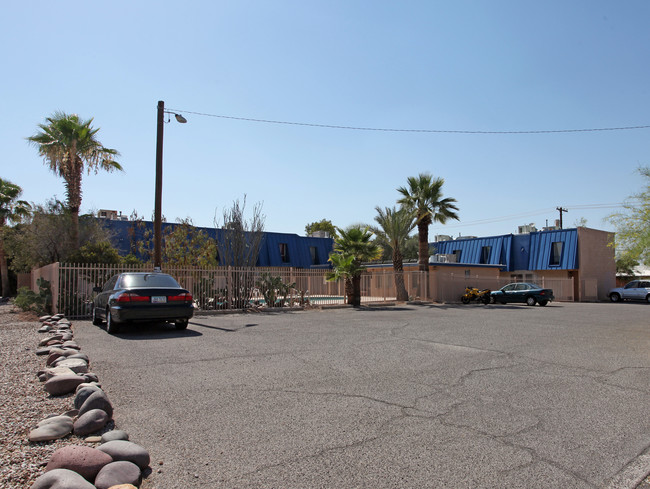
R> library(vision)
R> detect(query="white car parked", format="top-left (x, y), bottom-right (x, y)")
top-left (608, 280), bottom-right (650, 303)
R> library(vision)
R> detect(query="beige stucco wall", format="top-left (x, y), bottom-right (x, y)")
top-left (577, 227), bottom-right (616, 301)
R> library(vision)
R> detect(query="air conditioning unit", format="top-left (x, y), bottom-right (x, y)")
top-left (429, 254), bottom-right (456, 264)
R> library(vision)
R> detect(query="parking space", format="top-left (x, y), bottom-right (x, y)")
top-left (75, 302), bottom-right (650, 489)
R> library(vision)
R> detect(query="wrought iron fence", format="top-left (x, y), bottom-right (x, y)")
top-left (36, 264), bottom-right (427, 318)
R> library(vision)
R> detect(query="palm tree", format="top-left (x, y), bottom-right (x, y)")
top-left (397, 173), bottom-right (459, 272)
top-left (27, 112), bottom-right (122, 248)
top-left (327, 225), bottom-right (381, 306)
top-left (373, 206), bottom-right (416, 301)
top-left (0, 178), bottom-right (31, 296)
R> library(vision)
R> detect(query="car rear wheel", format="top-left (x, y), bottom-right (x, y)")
top-left (92, 307), bottom-right (103, 326)
top-left (646, 294), bottom-right (650, 303)
top-left (175, 319), bottom-right (189, 330)
top-left (610, 293), bottom-right (621, 303)
top-left (526, 296), bottom-right (536, 306)
top-left (106, 309), bottom-right (121, 334)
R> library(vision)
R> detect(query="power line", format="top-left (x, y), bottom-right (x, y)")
top-left (441, 202), bottom-right (630, 229)
top-left (167, 108), bottom-right (650, 135)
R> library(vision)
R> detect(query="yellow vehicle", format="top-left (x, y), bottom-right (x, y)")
top-left (461, 286), bottom-right (491, 305)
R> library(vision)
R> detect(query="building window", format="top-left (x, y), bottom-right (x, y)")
top-left (453, 250), bottom-right (462, 262)
top-left (309, 246), bottom-right (319, 265)
top-left (279, 243), bottom-right (290, 263)
top-left (550, 242), bottom-right (563, 266)
top-left (480, 246), bottom-right (491, 264)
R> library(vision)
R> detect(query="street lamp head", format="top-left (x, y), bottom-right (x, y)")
top-left (174, 113), bottom-right (188, 123)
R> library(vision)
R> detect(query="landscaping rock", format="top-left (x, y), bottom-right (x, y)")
top-left (39, 315), bottom-right (52, 322)
top-left (78, 389), bottom-right (113, 418)
top-left (40, 366), bottom-right (77, 380)
top-left (73, 408), bottom-right (109, 436)
top-left (38, 325), bottom-right (52, 333)
top-left (44, 374), bottom-right (87, 396)
top-left (97, 440), bottom-right (150, 469)
top-left (32, 468), bottom-right (96, 489)
top-left (39, 334), bottom-right (63, 347)
top-left (101, 430), bottom-right (129, 442)
top-left (28, 416), bottom-right (74, 442)
top-left (45, 445), bottom-right (113, 480)
top-left (83, 372), bottom-right (99, 383)
top-left (94, 461), bottom-right (142, 489)
top-left (55, 358), bottom-right (89, 374)
top-left (65, 352), bottom-right (89, 363)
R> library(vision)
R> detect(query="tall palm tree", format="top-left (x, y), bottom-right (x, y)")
top-left (373, 206), bottom-right (416, 301)
top-left (397, 173), bottom-right (459, 272)
top-left (327, 225), bottom-right (381, 306)
top-left (0, 178), bottom-right (31, 296)
top-left (27, 112), bottom-right (122, 248)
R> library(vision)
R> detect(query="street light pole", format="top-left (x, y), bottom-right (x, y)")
top-left (154, 100), bottom-right (165, 271)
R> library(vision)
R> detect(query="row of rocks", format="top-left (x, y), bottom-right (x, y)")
top-left (28, 314), bottom-right (152, 489)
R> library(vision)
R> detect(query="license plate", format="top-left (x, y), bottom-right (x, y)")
top-left (151, 296), bottom-right (167, 304)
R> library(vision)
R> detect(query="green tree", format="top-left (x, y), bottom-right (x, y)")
top-left (4, 199), bottom-right (113, 272)
top-left (607, 166), bottom-right (650, 266)
top-left (27, 112), bottom-right (122, 248)
top-left (372, 206), bottom-right (416, 301)
top-left (0, 178), bottom-right (31, 296)
top-left (397, 173), bottom-right (459, 272)
top-left (305, 219), bottom-right (337, 238)
top-left (327, 226), bottom-right (381, 306)
top-left (164, 218), bottom-right (217, 267)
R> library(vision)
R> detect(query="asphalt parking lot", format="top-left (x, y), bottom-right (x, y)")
top-left (74, 302), bottom-right (650, 489)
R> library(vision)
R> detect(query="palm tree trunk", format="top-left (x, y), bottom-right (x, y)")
top-left (351, 275), bottom-right (361, 307)
top-left (392, 247), bottom-right (409, 301)
top-left (417, 220), bottom-right (430, 272)
top-left (344, 277), bottom-right (354, 305)
top-left (0, 239), bottom-right (10, 297)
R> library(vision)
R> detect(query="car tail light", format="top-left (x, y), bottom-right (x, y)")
top-left (169, 292), bottom-right (193, 302)
top-left (115, 292), bottom-right (150, 303)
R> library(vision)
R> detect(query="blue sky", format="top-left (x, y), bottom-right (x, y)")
top-left (1, 1), bottom-right (648, 240)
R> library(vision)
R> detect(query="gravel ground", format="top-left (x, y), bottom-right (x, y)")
top-left (0, 303), bottom-right (76, 489)
top-left (0, 302), bottom-right (153, 489)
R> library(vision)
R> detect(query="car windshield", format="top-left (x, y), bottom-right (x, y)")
top-left (119, 274), bottom-right (180, 289)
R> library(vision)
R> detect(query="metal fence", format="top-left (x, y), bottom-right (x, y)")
top-left (31, 263), bottom-right (574, 318)
top-left (434, 273), bottom-right (575, 303)
top-left (36, 263), bottom-right (429, 318)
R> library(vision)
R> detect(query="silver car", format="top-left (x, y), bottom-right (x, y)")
top-left (608, 280), bottom-right (650, 303)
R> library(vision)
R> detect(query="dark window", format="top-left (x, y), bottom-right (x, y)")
top-left (309, 246), bottom-right (319, 265)
top-left (279, 243), bottom-right (290, 263)
top-left (120, 273), bottom-right (180, 288)
top-left (453, 250), bottom-right (462, 262)
top-left (480, 246), bottom-right (491, 264)
top-left (550, 242), bottom-right (563, 266)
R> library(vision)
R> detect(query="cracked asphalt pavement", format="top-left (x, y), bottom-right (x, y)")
top-left (74, 302), bottom-right (650, 488)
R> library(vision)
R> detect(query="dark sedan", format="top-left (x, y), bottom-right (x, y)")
top-left (491, 282), bottom-right (555, 306)
top-left (92, 272), bottom-right (193, 334)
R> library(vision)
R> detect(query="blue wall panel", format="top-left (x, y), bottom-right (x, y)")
top-left (431, 229), bottom-right (578, 272)
top-left (101, 220), bottom-right (333, 269)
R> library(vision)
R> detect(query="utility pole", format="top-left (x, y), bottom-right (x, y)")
top-left (154, 101), bottom-right (165, 271)
top-left (556, 207), bottom-right (568, 229)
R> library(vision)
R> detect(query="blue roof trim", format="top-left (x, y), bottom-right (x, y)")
top-left (101, 220), bottom-right (333, 269)
top-left (528, 229), bottom-right (578, 270)
top-left (431, 229), bottom-right (579, 272)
